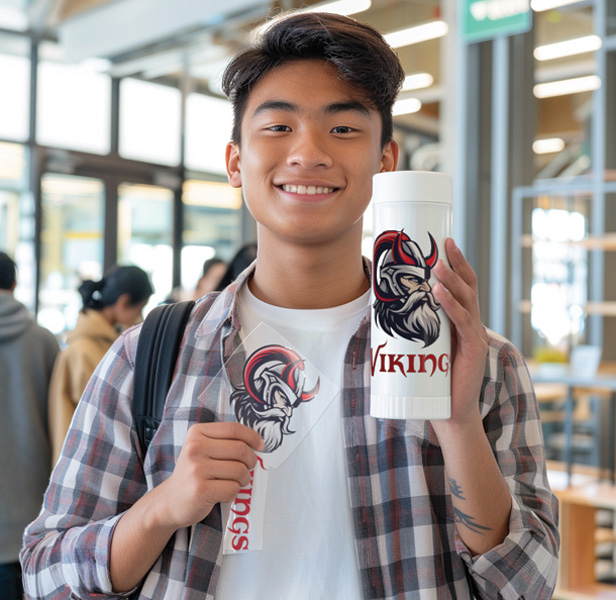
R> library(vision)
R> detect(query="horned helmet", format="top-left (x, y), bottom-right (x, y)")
top-left (242, 345), bottom-right (319, 409)
top-left (373, 230), bottom-right (438, 302)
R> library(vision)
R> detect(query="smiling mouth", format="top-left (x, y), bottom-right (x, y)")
top-left (280, 184), bottom-right (337, 195)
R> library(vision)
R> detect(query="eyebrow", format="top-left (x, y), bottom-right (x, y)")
top-left (251, 100), bottom-right (371, 118)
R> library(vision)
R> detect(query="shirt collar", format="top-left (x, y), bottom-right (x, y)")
top-left (195, 260), bottom-right (255, 337)
top-left (196, 256), bottom-right (373, 337)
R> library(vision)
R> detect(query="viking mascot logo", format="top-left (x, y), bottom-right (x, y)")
top-left (373, 230), bottom-right (442, 347)
top-left (231, 345), bottom-right (320, 452)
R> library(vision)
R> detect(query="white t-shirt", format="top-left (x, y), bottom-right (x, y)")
top-left (215, 284), bottom-right (369, 600)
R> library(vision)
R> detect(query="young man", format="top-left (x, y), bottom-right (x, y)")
top-left (21, 12), bottom-right (559, 600)
top-left (0, 252), bottom-right (59, 600)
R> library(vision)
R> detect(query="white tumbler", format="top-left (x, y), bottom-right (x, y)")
top-left (370, 171), bottom-right (452, 420)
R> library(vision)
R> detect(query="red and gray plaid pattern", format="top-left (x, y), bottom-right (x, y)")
top-left (21, 264), bottom-right (559, 600)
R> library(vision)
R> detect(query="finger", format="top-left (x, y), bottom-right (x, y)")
top-left (203, 480), bottom-right (243, 505)
top-left (201, 459), bottom-right (253, 488)
top-left (443, 238), bottom-right (478, 291)
top-left (433, 280), bottom-right (487, 347)
top-left (433, 259), bottom-right (479, 321)
top-left (203, 438), bottom-right (260, 470)
top-left (193, 422), bottom-right (264, 451)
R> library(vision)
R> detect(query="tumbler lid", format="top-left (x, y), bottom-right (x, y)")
top-left (372, 170), bottom-right (452, 206)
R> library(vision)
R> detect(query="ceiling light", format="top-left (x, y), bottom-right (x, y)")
top-left (302, 0), bottom-right (371, 16)
top-left (534, 35), bottom-right (602, 61)
top-left (384, 20), bottom-right (448, 49)
top-left (80, 57), bottom-right (113, 73)
top-left (402, 73), bottom-right (434, 92)
top-left (393, 98), bottom-right (422, 116)
top-left (532, 138), bottom-right (565, 154)
top-left (0, 7), bottom-right (28, 31)
top-left (531, 0), bottom-right (580, 11)
top-left (533, 75), bottom-right (601, 98)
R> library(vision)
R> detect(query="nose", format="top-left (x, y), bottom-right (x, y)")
top-left (287, 127), bottom-right (333, 169)
top-left (420, 281), bottom-right (431, 293)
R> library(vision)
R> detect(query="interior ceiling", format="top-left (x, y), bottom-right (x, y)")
top-left (15, 0), bottom-right (596, 138)
top-left (21, 0), bottom-right (442, 133)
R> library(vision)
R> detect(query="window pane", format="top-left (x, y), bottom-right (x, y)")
top-left (0, 141), bottom-right (35, 310)
top-left (182, 180), bottom-right (242, 292)
top-left (117, 183), bottom-right (174, 311)
top-left (185, 93), bottom-right (233, 175)
top-left (0, 45), bottom-right (30, 142)
top-left (37, 62), bottom-right (111, 154)
top-left (119, 79), bottom-right (181, 166)
top-left (530, 203), bottom-right (589, 351)
top-left (609, 2), bottom-right (616, 37)
top-left (0, 6), bottom-right (29, 32)
top-left (39, 174), bottom-right (105, 335)
top-left (533, 6), bottom-right (595, 180)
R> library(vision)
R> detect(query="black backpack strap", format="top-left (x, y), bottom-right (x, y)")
top-left (133, 300), bottom-right (196, 458)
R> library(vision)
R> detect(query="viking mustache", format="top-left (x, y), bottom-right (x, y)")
top-left (255, 413), bottom-right (292, 453)
top-left (392, 289), bottom-right (440, 315)
top-left (232, 399), bottom-right (293, 452)
top-left (373, 288), bottom-right (441, 346)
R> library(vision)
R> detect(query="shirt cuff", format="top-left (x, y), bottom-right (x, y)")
top-left (454, 494), bottom-right (556, 600)
top-left (66, 512), bottom-right (140, 598)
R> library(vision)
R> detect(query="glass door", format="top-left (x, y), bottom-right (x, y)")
top-left (38, 173), bottom-right (105, 336)
top-left (0, 141), bottom-right (35, 311)
top-left (117, 183), bottom-right (174, 312)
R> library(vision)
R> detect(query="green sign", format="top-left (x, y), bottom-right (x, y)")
top-left (462, 0), bottom-right (532, 43)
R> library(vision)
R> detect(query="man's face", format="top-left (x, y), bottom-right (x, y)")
top-left (273, 388), bottom-right (292, 416)
top-left (400, 274), bottom-right (431, 299)
top-left (225, 59), bottom-right (398, 248)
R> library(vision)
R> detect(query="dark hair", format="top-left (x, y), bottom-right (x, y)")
top-left (202, 257), bottom-right (225, 277)
top-left (0, 252), bottom-right (17, 290)
top-left (216, 242), bottom-right (258, 291)
top-left (78, 265), bottom-right (154, 311)
top-left (222, 11), bottom-right (405, 148)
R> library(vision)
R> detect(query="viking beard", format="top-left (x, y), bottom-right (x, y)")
top-left (374, 289), bottom-right (441, 347)
top-left (231, 391), bottom-right (293, 452)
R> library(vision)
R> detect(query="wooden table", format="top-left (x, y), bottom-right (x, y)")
top-left (530, 367), bottom-right (616, 486)
top-left (554, 483), bottom-right (616, 599)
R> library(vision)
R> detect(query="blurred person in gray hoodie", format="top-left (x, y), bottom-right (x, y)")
top-left (0, 251), bottom-right (59, 600)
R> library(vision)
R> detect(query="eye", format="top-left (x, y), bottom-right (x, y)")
top-left (331, 125), bottom-right (355, 134)
top-left (402, 276), bottom-right (420, 285)
top-left (268, 124), bottom-right (291, 132)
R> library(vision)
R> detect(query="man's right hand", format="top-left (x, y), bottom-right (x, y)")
top-left (110, 422), bottom-right (263, 592)
top-left (154, 422), bottom-right (265, 530)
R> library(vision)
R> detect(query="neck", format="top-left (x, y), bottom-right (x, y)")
top-left (249, 232), bottom-right (369, 309)
top-left (99, 306), bottom-right (117, 326)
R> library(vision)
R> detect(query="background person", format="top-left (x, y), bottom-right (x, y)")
top-left (194, 256), bottom-right (227, 299)
top-left (215, 241), bottom-right (257, 291)
top-left (48, 265), bottom-right (154, 463)
top-left (0, 252), bottom-right (59, 600)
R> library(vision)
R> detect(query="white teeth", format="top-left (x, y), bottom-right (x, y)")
top-left (281, 184), bottom-right (334, 194)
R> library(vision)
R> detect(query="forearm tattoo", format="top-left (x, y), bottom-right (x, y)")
top-left (448, 476), bottom-right (466, 500)
top-left (448, 477), bottom-right (492, 535)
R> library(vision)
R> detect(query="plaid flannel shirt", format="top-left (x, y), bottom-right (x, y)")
top-left (22, 264), bottom-right (559, 600)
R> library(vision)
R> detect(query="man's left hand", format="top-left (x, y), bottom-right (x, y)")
top-left (431, 238), bottom-right (489, 430)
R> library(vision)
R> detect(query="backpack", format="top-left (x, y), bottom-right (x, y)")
top-left (132, 300), bottom-right (195, 457)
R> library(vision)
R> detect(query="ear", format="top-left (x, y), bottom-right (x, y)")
top-left (379, 140), bottom-right (399, 173)
top-left (115, 293), bottom-right (133, 311)
top-left (225, 142), bottom-right (242, 188)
